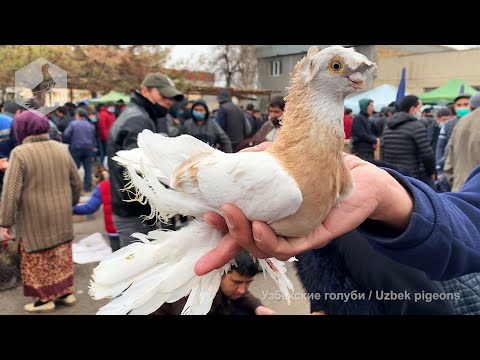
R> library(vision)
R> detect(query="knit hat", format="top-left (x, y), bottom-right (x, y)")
top-left (359, 98), bottom-right (372, 113)
top-left (470, 92), bottom-right (480, 110)
top-left (13, 110), bottom-right (50, 144)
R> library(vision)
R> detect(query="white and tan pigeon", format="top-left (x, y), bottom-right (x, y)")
top-left (89, 46), bottom-right (376, 315)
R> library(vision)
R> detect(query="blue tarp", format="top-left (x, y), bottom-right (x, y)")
top-left (344, 84), bottom-right (399, 114)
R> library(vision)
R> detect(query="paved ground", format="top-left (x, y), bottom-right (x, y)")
top-left (0, 206), bottom-right (310, 315)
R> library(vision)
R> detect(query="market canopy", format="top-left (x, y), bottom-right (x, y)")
top-left (344, 84), bottom-right (398, 114)
top-left (89, 90), bottom-right (130, 104)
top-left (419, 79), bottom-right (477, 104)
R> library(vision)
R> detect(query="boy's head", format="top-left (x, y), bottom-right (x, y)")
top-left (220, 250), bottom-right (258, 300)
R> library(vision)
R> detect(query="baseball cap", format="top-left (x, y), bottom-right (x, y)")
top-left (141, 73), bottom-right (184, 101)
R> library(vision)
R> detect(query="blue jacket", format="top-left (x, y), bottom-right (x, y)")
top-left (0, 114), bottom-right (14, 159)
top-left (73, 185), bottom-right (101, 215)
top-left (359, 165), bottom-right (480, 281)
top-left (63, 119), bottom-right (96, 152)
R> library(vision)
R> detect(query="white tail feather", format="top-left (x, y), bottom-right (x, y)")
top-left (91, 220), bottom-right (295, 315)
top-left (92, 221), bottom-right (226, 315)
top-left (258, 258), bottom-right (294, 304)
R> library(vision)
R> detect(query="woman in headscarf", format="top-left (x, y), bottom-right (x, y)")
top-left (0, 110), bottom-right (82, 312)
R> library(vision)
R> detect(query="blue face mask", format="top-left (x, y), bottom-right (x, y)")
top-left (107, 107), bottom-right (115, 113)
top-left (176, 110), bottom-right (184, 117)
top-left (456, 108), bottom-right (470, 118)
top-left (89, 116), bottom-right (97, 123)
top-left (192, 111), bottom-right (206, 120)
top-left (414, 112), bottom-right (422, 120)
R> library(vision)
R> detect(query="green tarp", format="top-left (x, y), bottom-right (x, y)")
top-left (89, 90), bottom-right (130, 104)
top-left (419, 79), bottom-right (477, 104)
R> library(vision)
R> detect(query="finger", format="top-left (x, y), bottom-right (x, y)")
top-left (239, 141), bottom-right (272, 153)
top-left (221, 204), bottom-right (271, 259)
top-left (203, 211), bottom-right (228, 233)
top-left (285, 223), bottom-right (337, 252)
top-left (251, 221), bottom-right (295, 261)
top-left (194, 234), bottom-right (242, 276)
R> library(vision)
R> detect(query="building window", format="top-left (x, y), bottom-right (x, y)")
top-left (270, 60), bottom-right (282, 77)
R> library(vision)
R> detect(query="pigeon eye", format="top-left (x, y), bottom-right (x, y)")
top-left (330, 60), bottom-right (342, 72)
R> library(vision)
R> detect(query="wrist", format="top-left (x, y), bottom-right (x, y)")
top-left (370, 169), bottom-right (413, 230)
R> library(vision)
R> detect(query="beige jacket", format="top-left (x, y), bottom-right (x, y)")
top-left (0, 134), bottom-right (82, 252)
top-left (444, 108), bottom-right (480, 192)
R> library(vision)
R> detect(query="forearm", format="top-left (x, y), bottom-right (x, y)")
top-left (360, 168), bottom-right (480, 281)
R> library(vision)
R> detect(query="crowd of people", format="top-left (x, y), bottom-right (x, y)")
top-left (1, 71), bottom-right (480, 315)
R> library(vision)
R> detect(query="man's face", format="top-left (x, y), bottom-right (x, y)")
top-left (145, 88), bottom-right (174, 109)
top-left (454, 97), bottom-right (470, 111)
top-left (268, 106), bottom-right (284, 122)
top-left (220, 271), bottom-right (254, 300)
top-left (367, 102), bottom-right (374, 116)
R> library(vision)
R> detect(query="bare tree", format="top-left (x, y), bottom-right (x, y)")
top-left (210, 45), bottom-right (257, 88)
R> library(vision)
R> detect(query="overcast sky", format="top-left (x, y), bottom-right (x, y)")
top-left (167, 45), bottom-right (480, 65)
top-left (166, 45), bottom-right (213, 67)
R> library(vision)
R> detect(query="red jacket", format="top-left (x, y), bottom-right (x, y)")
top-left (343, 114), bottom-right (352, 139)
top-left (99, 179), bottom-right (116, 234)
top-left (98, 107), bottom-right (116, 141)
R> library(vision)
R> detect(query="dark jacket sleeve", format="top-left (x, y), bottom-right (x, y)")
top-left (216, 106), bottom-right (227, 132)
top-left (63, 122), bottom-right (73, 144)
top-left (351, 115), bottom-right (377, 144)
top-left (213, 122), bottom-right (233, 153)
top-left (73, 185), bottom-right (102, 215)
top-left (413, 123), bottom-right (435, 176)
top-left (232, 291), bottom-right (262, 311)
top-left (435, 125), bottom-right (448, 171)
top-left (121, 116), bottom-right (154, 151)
top-left (358, 166), bottom-right (480, 281)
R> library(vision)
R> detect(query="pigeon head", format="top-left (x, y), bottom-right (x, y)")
top-left (294, 46), bottom-right (376, 97)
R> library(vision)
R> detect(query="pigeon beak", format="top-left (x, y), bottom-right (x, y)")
top-left (348, 72), bottom-right (366, 89)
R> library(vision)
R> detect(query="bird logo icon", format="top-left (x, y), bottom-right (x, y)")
top-left (25, 63), bottom-right (56, 110)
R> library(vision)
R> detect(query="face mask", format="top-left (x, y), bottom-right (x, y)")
top-left (153, 103), bottom-right (168, 118)
top-left (456, 108), bottom-right (470, 118)
top-left (89, 116), bottom-right (97, 123)
top-left (176, 109), bottom-right (184, 117)
top-left (107, 107), bottom-right (115, 113)
top-left (192, 111), bottom-right (206, 120)
top-left (414, 112), bottom-right (422, 120)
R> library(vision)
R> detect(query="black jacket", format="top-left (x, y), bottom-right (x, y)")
top-left (216, 90), bottom-right (245, 148)
top-left (107, 91), bottom-right (158, 218)
top-left (295, 231), bottom-right (456, 315)
top-left (351, 111), bottom-right (377, 153)
top-left (381, 112), bottom-right (435, 179)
